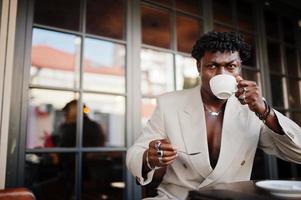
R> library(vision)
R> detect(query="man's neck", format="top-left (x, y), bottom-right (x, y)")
top-left (201, 87), bottom-right (227, 111)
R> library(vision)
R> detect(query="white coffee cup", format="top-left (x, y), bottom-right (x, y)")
top-left (209, 74), bottom-right (237, 99)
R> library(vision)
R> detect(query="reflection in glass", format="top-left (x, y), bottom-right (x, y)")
top-left (237, 0), bottom-right (255, 31)
top-left (81, 152), bottom-right (124, 200)
top-left (141, 6), bottom-right (171, 48)
top-left (291, 112), bottom-right (301, 127)
top-left (287, 79), bottom-right (301, 108)
top-left (83, 38), bottom-right (125, 93)
top-left (213, 0), bottom-right (232, 24)
top-left (26, 89), bottom-right (77, 149)
top-left (55, 100), bottom-right (105, 148)
top-left (267, 42), bottom-right (282, 73)
top-left (141, 98), bottom-right (156, 126)
top-left (176, 55), bottom-right (199, 90)
top-left (86, 0), bottom-right (125, 39)
top-left (264, 10), bottom-right (279, 38)
top-left (83, 93), bottom-right (125, 147)
top-left (282, 18), bottom-right (295, 44)
top-left (242, 69), bottom-right (258, 83)
top-left (270, 75), bottom-right (284, 107)
top-left (141, 49), bottom-right (174, 96)
top-left (175, 0), bottom-right (202, 15)
top-left (241, 34), bottom-right (256, 67)
top-left (31, 28), bottom-right (81, 88)
top-left (177, 16), bottom-right (202, 53)
top-left (25, 153), bottom-right (76, 200)
top-left (34, 0), bottom-right (80, 31)
top-left (285, 47), bottom-right (299, 76)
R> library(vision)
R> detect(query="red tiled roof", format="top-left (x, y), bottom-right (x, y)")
top-left (31, 45), bottom-right (124, 76)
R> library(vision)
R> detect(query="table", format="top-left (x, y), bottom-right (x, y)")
top-left (186, 181), bottom-right (285, 200)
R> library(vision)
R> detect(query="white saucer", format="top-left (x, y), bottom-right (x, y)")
top-left (256, 180), bottom-right (301, 198)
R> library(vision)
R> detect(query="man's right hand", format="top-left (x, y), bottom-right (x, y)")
top-left (146, 138), bottom-right (178, 169)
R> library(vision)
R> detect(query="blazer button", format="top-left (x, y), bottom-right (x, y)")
top-left (241, 160), bottom-right (246, 166)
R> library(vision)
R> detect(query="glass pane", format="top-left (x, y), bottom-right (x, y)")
top-left (237, 0), bottom-right (255, 31)
top-left (285, 47), bottom-right (299, 76)
top-left (270, 75), bottom-right (284, 107)
top-left (267, 42), bottom-right (282, 73)
top-left (86, 0), bottom-right (125, 40)
top-left (241, 33), bottom-right (256, 67)
top-left (242, 69), bottom-right (258, 83)
top-left (175, 0), bottom-right (202, 15)
top-left (82, 93), bottom-right (125, 147)
top-left (31, 28), bottom-right (81, 88)
top-left (291, 112), bottom-right (301, 127)
top-left (141, 49), bottom-right (174, 96)
top-left (177, 16), bottom-right (202, 53)
top-left (264, 10), bottom-right (279, 38)
top-left (213, 24), bottom-right (234, 32)
top-left (213, 0), bottom-right (232, 24)
top-left (34, 0), bottom-right (80, 31)
top-left (25, 153), bottom-right (76, 200)
top-left (83, 38), bottom-right (125, 93)
top-left (287, 78), bottom-right (301, 108)
top-left (282, 17), bottom-right (295, 44)
top-left (82, 152), bottom-right (124, 200)
top-left (176, 55), bottom-right (199, 90)
top-left (141, 98), bottom-right (156, 126)
top-left (141, 6), bottom-right (171, 48)
top-left (26, 89), bottom-right (77, 149)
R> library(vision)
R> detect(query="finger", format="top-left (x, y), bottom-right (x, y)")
top-left (160, 138), bottom-right (170, 144)
top-left (159, 143), bottom-right (176, 151)
top-left (161, 160), bottom-right (176, 166)
top-left (160, 150), bottom-right (177, 157)
top-left (160, 155), bottom-right (177, 163)
top-left (236, 75), bottom-right (243, 83)
top-left (237, 80), bottom-right (257, 89)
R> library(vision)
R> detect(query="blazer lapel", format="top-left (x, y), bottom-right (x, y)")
top-left (177, 86), bottom-right (212, 179)
top-left (198, 96), bottom-right (248, 188)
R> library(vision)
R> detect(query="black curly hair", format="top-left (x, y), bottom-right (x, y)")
top-left (191, 31), bottom-right (251, 62)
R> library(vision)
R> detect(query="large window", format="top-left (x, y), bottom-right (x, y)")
top-left (8, 1), bottom-right (301, 199)
top-left (141, 0), bottom-right (202, 123)
top-left (264, 8), bottom-right (301, 180)
top-left (25, 1), bottom-right (126, 199)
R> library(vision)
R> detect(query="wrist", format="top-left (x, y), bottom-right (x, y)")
top-left (255, 100), bottom-right (271, 123)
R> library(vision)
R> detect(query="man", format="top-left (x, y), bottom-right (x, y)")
top-left (126, 31), bottom-right (301, 200)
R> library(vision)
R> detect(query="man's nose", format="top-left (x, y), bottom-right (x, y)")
top-left (217, 66), bottom-right (227, 75)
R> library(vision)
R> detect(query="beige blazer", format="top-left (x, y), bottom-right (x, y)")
top-left (126, 86), bottom-right (301, 200)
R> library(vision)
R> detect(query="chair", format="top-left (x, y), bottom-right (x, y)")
top-left (0, 188), bottom-right (35, 200)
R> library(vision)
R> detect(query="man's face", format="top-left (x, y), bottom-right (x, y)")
top-left (198, 51), bottom-right (241, 96)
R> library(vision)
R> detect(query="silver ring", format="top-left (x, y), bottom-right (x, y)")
top-left (158, 156), bottom-right (163, 163)
top-left (157, 150), bottom-right (164, 157)
top-left (242, 87), bottom-right (247, 93)
top-left (239, 94), bottom-right (246, 100)
top-left (155, 141), bottom-right (161, 151)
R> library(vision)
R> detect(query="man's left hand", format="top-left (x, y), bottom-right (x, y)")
top-left (235, 76), bottom-right (266, 114)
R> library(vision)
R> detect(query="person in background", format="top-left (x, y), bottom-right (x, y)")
top-left (56, 99), bottom-right (105, 147)
top-left (126, 31), bottom-right (301, 200)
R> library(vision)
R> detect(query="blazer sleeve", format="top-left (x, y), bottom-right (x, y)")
top-left (258, 109), bottom-right (301, 164)
top-left (126, 97), bottom-right (166, 185)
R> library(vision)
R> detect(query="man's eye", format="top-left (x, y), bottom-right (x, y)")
top-left (207, 64), bottom-right (216, 69)
top-left (228, 64), bottom-right (237, 70)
